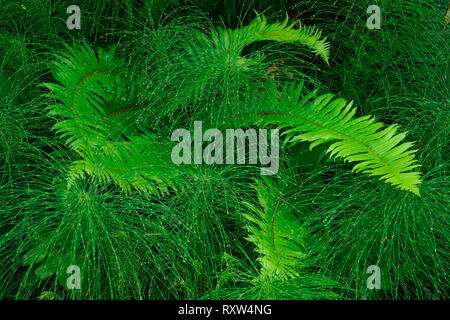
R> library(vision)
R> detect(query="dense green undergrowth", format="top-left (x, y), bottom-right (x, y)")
top-left (0, 0), bottom-right (448, 299)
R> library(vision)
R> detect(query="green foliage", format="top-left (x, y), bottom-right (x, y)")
top-left (45, 44), bottom-right (186, 194)
top-left (303, 169), bottom-right (449, 299)
top-left (241, 81), bottom-right (422, 195)
top-left (242, 178), bottom-right (307, 279)
top-left (212, 13), bottom-right (330, 64)
top-left (0, 0), bottom-right (447, 300)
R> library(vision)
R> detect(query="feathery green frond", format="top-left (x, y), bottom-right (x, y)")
top-left (212, 13), bottom-right (330, 64)
top-left (242, 178), bottom-right (307, 279)
top-left (172, 12), bottom-right (330, 109)
top-left (44, 44), bottom-right (185, 194)
top-left (232, 81), bottom-right (422, 195)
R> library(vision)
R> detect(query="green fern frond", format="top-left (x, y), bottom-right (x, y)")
top-left (242, 178), bottom-right (307, 279)
top-left (44, 44), bottom-right (184, 194)
top-left (233, 81), bottom-right (422, 195)
top-left (67, 136), bottom-right (183, 194)
top-left (212, 13), bottom-right (330, 64)
top-left (175, 13), bottom-right (330, 112)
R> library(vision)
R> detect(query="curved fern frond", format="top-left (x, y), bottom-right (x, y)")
top-left (232, 81), bottom-right (422, 195)
top-left (177, 13), bottom-right (330, 107)
top-left (44, 43), bottom-right (185, 194)
top-left (212, 13), bottom-right (330, 64)
top-left (242, 178), bottom-right (307, 279)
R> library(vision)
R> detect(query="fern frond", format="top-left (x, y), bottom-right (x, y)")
top-left (173, 13), bottom-right (330, 115)
top-left (67, 135), bottom-right (183, 194)
top-left (232, 81), bottom-right (422, 195)
top-left (242, 178), bottom-right (307, 279)
top-left (44, 43), bottom-right (184, 194)
top-left (212, 13), bottom-right (330, 64)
